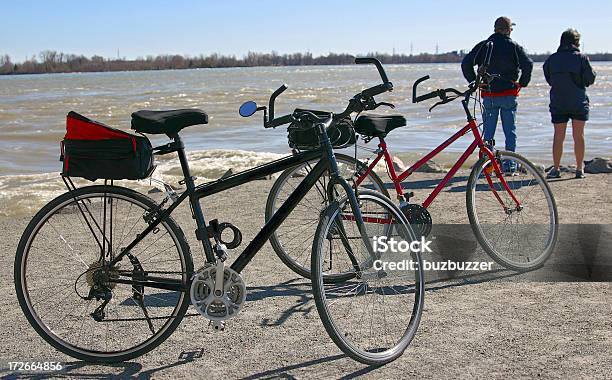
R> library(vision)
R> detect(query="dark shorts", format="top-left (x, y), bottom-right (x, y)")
top-left (551, 111), bottom-right (589, 124)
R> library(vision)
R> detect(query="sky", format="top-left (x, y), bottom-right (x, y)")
top-left (1, 1), bottom-right (611, 62)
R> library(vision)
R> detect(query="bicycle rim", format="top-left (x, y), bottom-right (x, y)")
top-left (15, 186), bottom-right (191, 361)
top-left (267, 153), bottom-right (388, 281)
top-left (467, 151), bottom-right (558, 270)
top-left (311, 190), bottom-right (424, 365)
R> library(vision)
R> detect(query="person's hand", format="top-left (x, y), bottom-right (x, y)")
top-left (512, 81), bottom-right (522, 91)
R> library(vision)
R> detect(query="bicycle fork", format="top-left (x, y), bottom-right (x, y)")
top-left (479, 147), bottom-right (522, 212)
top-left (321, 127), bottom-right (378, 274)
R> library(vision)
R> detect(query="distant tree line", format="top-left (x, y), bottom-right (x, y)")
top-left (1, 50), bottom-right (611, 75)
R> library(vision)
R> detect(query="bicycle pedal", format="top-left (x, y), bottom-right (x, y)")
top-left (210, 320), bottom-right (226, 332)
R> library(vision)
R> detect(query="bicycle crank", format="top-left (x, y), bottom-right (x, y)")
top-left (190, 262), bottom-right (247, 325)
top-left (400, 203), bottom-right (432, 238)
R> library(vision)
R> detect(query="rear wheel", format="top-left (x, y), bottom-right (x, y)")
top-left (466, 151), bottom-right (558, 271)
top-left (14, 185), bottom-right (193, 362)
top-left (266, 153), bottom-right (389, 282)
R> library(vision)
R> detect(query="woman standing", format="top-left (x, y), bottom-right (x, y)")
top-left (544, 29), bottom-right (596, 179)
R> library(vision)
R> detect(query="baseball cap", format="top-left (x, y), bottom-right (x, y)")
top-left (494, 16), bottom-right (516, 31)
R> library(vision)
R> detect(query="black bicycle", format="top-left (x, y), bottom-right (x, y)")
top-left (15, 60), bottom-right (424, 365)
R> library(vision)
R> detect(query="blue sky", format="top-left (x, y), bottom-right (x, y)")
top-left (1, 1), bottom-right (610, 62)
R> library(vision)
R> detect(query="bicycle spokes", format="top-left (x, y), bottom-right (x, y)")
top-left (467, 152), bottom-right (558, 270)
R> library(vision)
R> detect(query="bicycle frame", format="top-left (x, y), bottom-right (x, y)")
top-left (355, 114), bottom-right (521, 210)
top-left (101, 126), bottom-right (368, 293)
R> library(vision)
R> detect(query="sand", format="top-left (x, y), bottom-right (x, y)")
top-left (0, 170), bottom-right (610, 379)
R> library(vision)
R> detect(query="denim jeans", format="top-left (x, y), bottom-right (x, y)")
top-left (483, 96), bottom-right (517, 152)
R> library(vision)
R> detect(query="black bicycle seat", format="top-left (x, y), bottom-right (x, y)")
top-left (131, 109), bottom-right (208, 135)
top-left (354, 114), bottom-right (406, 138)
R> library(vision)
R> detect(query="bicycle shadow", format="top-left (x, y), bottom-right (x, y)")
top-left (246, 278), bottom-right (315, 327)
top-left (245, 266), bottom-right (522, 329)
top-left (447, 177), bottom-right (540, 193)
top-left (0, 350), bottom-right (204, 380)
top-left (238, 353), bottom-right (382, 380)
top-left (118, 292), bottom-right (180, 307)
top-left (381, 175), bottom-right (470, 191)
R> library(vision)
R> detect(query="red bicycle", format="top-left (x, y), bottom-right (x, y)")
top-left (266, 53), bottom-right (558, 274)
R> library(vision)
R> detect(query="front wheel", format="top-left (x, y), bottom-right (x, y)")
top-left (466, 151), bottom-right (558, 271)
top-left (14, 185), bottom-right (193, 362)
top-left (311, 190), bottom-right (424, 365)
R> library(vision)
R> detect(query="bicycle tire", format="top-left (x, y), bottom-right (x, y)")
top-left (266, 153), bottom-right (389, 282)
top-left (311, 190), bottom-right (424, 365)
top-left (14, 185), bottom-right (193, 362)
top-left (466, 151), bottom-right (559, 271)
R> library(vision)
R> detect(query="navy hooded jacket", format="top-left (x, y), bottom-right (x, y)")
top-left (543, 45), bottom-right (596, 114)
top-left (462, 33), bottom-right (533, 94)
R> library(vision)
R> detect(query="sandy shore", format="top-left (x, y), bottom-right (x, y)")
top-left (0, 170), bottom-right (610, 379)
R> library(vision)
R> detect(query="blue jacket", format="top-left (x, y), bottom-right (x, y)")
top-left (543, 45), bottom-right (596, 114)
top-left (462, 33), bottom-right (533, 93)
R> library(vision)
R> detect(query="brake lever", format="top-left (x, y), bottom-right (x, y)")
top-left (428, 100), bottom-right (445, 112)
top-left (428, 96), bottom-right (458, 112)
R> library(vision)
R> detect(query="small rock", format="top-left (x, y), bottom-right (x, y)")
top-left (148, 188), bottom-right (162, 194)
top-left (415, 160), bottom-right (447, 173)
top-left (584, 157), bottom-right (612, 174)
top-left (392, 156), bottom-right (407, 173)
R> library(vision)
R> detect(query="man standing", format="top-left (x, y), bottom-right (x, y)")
top-left (462, 16), bottom-right (533, 172)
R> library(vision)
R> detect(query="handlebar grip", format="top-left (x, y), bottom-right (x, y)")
top-left (355, 57), bottom-right (377, 65)
top-left (414, 90), bottom-right (440, 103)
top-left (354, 57), bottom-right (390, 84)
top-left (362, 82), bottom-right (393, 98)
top-left (412, 75), bottom-right (430, 103)
top-left (269, 84), bottom-right (288, 121)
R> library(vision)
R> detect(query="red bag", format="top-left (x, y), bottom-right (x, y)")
top-left (61, 111), bottom-right (154, 181)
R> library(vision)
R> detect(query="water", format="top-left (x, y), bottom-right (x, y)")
top-left (0, 63), bottom-right (610, 215)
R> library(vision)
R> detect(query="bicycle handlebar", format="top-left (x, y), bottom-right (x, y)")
top-left (413, 76), bottom-right (467, 102)
top-left (362, 82), bottom-right (394, 98)
top-left (355, 58), bottom-right (393, 99)
top-left (411, 41), bottom-right (495, 110)
top-left (355, 57), bottom-right (390, 84)
top-left (412, 75), bottom-right (431, 103)
top-left (268, 84), bottom-right (288, 122)
top-left (265, 57), bottom-right (395, 128)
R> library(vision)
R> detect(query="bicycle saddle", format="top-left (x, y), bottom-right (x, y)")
top-left (354, 114), bottom-right (406, 138)
top-left (131, 109), bottom-right (208, 135)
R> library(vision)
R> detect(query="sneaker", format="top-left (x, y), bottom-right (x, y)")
top-left (575, 170), bottom-right (585, 179)
top-left (501, 159), bottom-right (517, 175)
top-left (546, 168), bottom-right (561, 179)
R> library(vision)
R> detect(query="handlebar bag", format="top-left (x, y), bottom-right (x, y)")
top-left (60, 111), bottom-right (155, 181)
top-left (288, 110), bottom-right (356, 151)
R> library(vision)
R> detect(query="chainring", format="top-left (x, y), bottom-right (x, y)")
top-left (190, 264), bottom-right (247, 321)
top-left (400, 203), bottom-right (433, 238)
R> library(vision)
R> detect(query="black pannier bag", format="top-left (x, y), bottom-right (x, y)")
top-left (60, 111), bottom-right (155, 181)
top-left (287, 109), bottom-right (356, 151)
